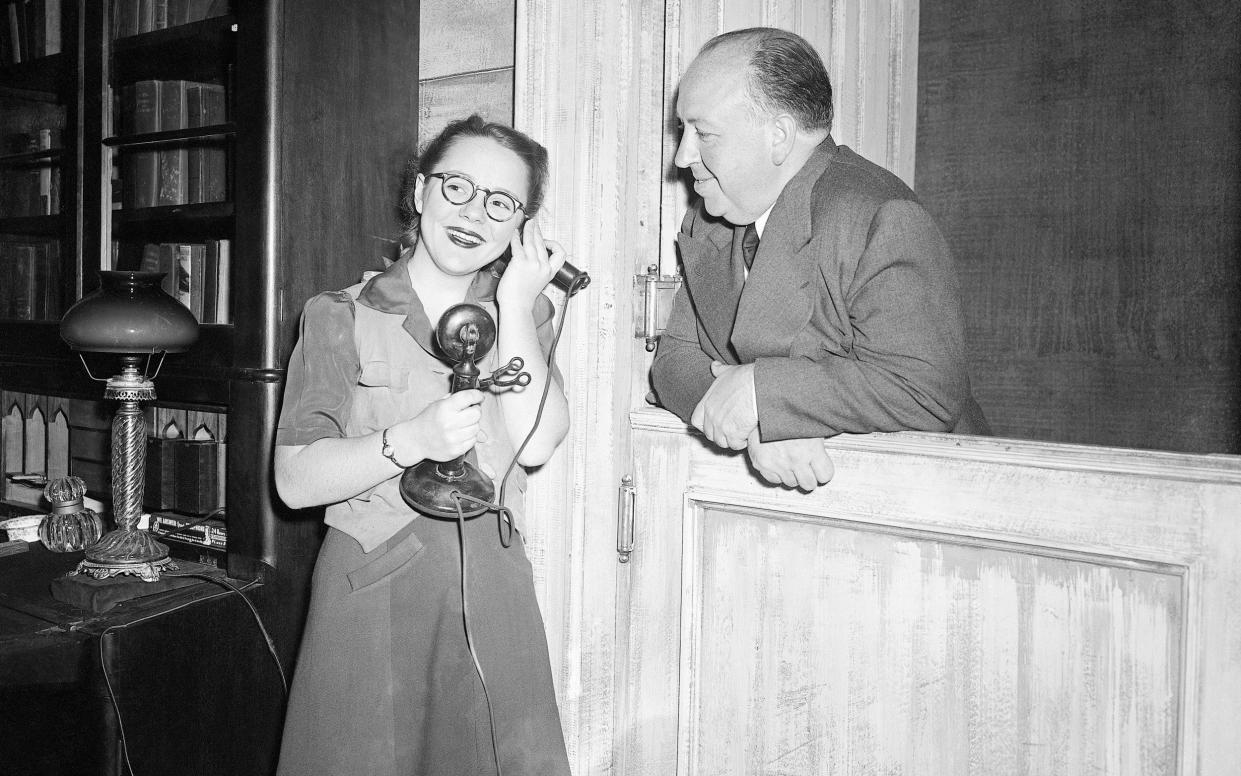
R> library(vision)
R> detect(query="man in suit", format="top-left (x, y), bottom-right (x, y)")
top-left (651, 27), bottom-right (990, 491)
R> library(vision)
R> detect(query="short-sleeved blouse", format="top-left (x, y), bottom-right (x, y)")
top-left (276, 255), bottom-right (560, 550)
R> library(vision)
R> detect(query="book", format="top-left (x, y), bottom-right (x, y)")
top-left (135, 0), bottom-right (153, 34)
top-left (34, 238), bottom-right (59, 319)
top-left (202, 239), bottom-right (218, 323)
top-left (214, 239), bottom-right (229, 322)
top-left (7, 2), bottom-right (23, 64)
top-left (172, 439), bottom-right (220, 515)
top-left (36, 127), bottom-right (54, 215)
top-left (186, 82), bottom-right (227, 203)
top-left (139, 241), bottom-right (161, 273)
top-left (42, 0), bottom-right (57, 55)
top-left (152, 512), bottom-right (227, 549)
top-left (157, 242), bottom-right (177, 296)
top-left (174, 242), bottom-right (192, 310)
top-left (188, 241), bottom-right (205, 320)
top-left (144, 435), bottom-right (177, 510)
top-left (151, 0), bottom-right (167, 30)
top-left (123, 80), bottom-right (161, 209)
top-left (157, 79), bottom-right (188, 206)
top-left (113, 0), bottom-right (137, 38)
top-left (1, 243), bottom-right (38, 320)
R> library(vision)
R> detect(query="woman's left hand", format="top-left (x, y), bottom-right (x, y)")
top-left (496, 218), bottom-right (569, 310)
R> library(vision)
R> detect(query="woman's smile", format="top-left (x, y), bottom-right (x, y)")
top-left (445, 225), bottom-right (485, 248)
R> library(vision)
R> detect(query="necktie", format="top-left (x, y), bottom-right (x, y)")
top-left (741, 223), bottom-right (760, 270)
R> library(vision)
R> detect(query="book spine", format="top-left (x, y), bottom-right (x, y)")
top-left (215, 239), bottom-right (229, 322)
top-left (42, 0), bottom-right (56, 55)
top-left (174, 243), bottom-right (192, 310)
top-left (6, 5), bottom-right (21, 66)
top-left (124, 80), bottom-right (161, 209)
top-left (157, 80), bottom-right (188, 206)
top-left (171, 439), bottom-right (221, 515)
top-left (189, 242), bottom-right (205, 321)
top-left (144, 436), bottom-right (177, 510)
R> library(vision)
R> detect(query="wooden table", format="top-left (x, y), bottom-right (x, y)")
top-left (0, 543), bottom-right (286, 776)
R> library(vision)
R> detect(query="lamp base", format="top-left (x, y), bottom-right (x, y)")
top-left (73, 556), bottom-right (178, 583)
top-left (73, 526), bottom-right (178, 582)
top-left (399, 459), bottom-right (493, 519)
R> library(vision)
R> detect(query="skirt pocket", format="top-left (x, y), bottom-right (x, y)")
top-left (346, 522), bottom-right (425, 593)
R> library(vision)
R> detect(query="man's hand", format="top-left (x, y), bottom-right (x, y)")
top-left (745, 430), bottom-right (834, 491)
top-left (690, 361), bottom-right (758, 450)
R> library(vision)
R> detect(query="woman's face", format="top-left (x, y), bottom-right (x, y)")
top-left (413, 135), bottom-right (531, 276)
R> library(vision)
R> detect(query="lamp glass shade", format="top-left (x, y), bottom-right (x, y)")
top-left (60, 271), bottom-right (199, 353)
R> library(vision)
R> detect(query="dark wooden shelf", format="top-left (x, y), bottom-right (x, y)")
top-left (111, 201), bottom-right (235, 242)
top-left (0, 54), bottom-right (69, 96)
top-left (104, 122), bottom-right (236, 148)
top-left (112, 16), bottom-right (237, 85)
top-left (0, 147), bottom-right (65, 166)
top-left (0, 214), bottom-right (68, 237)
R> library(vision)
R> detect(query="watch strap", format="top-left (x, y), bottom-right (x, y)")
top-left (381, 428), bottom-right (408, 469)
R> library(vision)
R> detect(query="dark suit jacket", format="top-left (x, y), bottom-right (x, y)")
top-left (651, 137), bottom-right (990, 440)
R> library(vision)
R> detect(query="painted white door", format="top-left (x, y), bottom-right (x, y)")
top-left (615, 407), bottom-right (1241, 775)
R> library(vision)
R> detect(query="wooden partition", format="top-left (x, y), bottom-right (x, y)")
top-left (618, 407), bottom-right (1241, 775)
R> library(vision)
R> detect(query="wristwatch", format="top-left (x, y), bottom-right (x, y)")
top-left (381, 428), bottom-right (407, 469)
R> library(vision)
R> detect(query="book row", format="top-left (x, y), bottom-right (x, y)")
top-left (112, 0), bottom-right (228, 39)
top-left (119, 78), bottom-right (227, 209)
top-left (0, 236), bottom-right (59, 320)
top-left (0, 0), bottom-right (61, 65)
top-left (138, 239), bottom-right (230, 324)
top-left (0, 128), bottom-right (60, 218)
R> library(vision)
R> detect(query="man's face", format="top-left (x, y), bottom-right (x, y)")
top-left (674, 52), bottom-right (781, 226)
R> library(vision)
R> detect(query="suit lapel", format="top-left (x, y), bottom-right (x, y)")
top-left (679, 222), bottom-right (744, 362)
top-left (732, 140), bottom-right (837, 361)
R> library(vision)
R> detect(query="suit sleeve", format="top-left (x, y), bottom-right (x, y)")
top-left (649, 278), bottom-right (718, 423)
top-left (753, 199), bottom-right (969, 440)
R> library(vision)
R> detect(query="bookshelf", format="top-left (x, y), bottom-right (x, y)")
top-left (0, 0), bottom-right (420, 730)
top-left (0, 0), bottom-right (76, 325)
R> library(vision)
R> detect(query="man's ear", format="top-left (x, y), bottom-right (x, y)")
top-left (413, 173), bottom-right (427, 214)
top-left (769, 113), bottom-right (798, 166)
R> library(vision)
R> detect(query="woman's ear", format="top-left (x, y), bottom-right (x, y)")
top-left (413, 173), bottom-right (426, 214)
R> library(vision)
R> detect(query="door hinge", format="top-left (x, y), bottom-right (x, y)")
top-left (617, 474), bottom-right (635, 563)
top-left (633, 264), bottom-right (682, 351)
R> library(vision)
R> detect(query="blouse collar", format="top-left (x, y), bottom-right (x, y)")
top-left (355, 251), bottom-right (501, 356)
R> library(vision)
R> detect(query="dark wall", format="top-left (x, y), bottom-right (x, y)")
top-left (916, 0), bottom-right (1240, 453)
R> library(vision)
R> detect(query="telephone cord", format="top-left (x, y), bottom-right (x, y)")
top-left (98, 572), bottom-right (283, 776)
top-left (451, 272), bottom-right (585, 775)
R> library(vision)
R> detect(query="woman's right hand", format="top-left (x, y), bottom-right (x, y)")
top-left (390, 389), bottom-right (485, 464)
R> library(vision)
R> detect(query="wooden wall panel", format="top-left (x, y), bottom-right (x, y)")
top-left (419, 0), bottom-right (515, 80)
top-left (417, 70), bottom-right (514, 148)
top-left (684, 505), bottom-right (1181, 774)
top-left (624, 407), bottom-right (1241, 775)
top-left (916, 0), bottom-right (1241, 453)
top-left (418, 0), bottom-right (515, 143)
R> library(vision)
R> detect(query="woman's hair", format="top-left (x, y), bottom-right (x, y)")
top-left (398, 114), bottom-right (550, 237)
top-left (701, 27), bottom-right (833, 132)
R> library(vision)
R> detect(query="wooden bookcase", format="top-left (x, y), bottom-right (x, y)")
top-left (0, 0), bottom-right (420, 697)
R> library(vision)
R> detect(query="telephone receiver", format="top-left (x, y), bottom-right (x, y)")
top-left (490, 242), bottom-right (590, 296)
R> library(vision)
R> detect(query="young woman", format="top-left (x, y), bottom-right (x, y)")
top-left (273, 115), bottom-right (572, 776)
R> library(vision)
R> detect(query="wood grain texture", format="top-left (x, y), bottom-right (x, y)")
top-left (419, 0), bottom-right (515, 80)
top-left (417, 69), bottom-right (514, 142)
top-left (626, 406), bottom-right (1241, 775)
top-left (916, 0), bottom-right (1241, 453)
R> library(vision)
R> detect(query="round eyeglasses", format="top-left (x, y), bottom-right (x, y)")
top-left (426, 172), bottom-right (527, 223)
